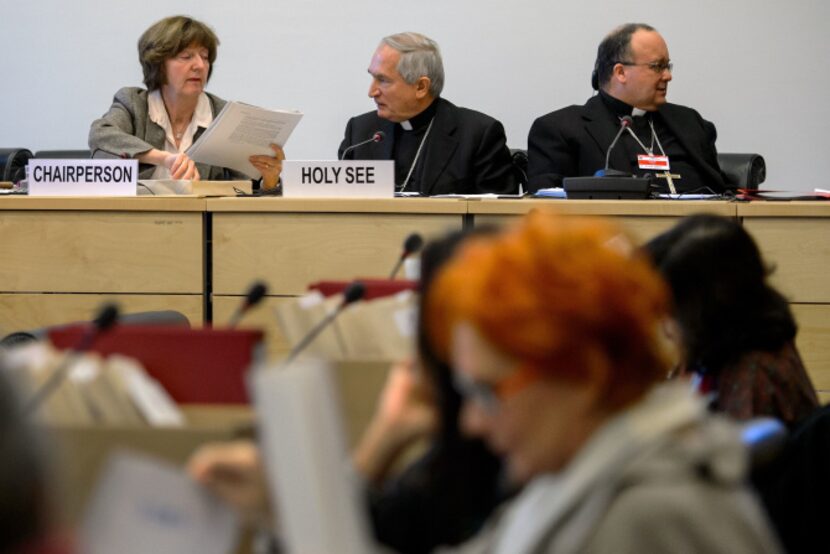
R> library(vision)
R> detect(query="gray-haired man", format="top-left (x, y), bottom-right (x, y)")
top-left (339, 32), bottom-right (517, 196)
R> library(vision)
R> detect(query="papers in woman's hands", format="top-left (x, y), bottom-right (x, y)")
top-left (187, 101), bottom-right (302, 178)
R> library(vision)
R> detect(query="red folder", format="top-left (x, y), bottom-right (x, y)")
top-left (309, 279), bottom-right (418, 301)
top-left (48, 326), bottom-right (263, 404)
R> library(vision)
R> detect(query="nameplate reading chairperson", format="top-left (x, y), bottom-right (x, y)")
top-left (28, 159), bottom-right (138, 196)
top-left (282, 160), bottom-right (394, 198)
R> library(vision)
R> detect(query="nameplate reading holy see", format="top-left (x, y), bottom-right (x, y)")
top-left (281, 160), bottom-right (394, 198)
top-left (28, 159), bottom-right (137, 196)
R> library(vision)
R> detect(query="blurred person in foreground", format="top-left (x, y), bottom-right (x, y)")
top-left (188, 230), bottom-right (507, 553)
top-left (0, 357), bottom-right (68, 553)
top-left (645, 214), bottom-right (818, 429)
top-left (89, 15), bottom-right (283, 190)
top-left (421, 209), bottom-right (779, 553)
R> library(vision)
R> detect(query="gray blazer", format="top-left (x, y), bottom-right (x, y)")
top-left (441, 384), bottom-right (781, 554)
top-left (88, 87), bottom-right (249, 181)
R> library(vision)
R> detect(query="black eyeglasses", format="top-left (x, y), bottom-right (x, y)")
top-left (617, 60), bottom-right (673, 74)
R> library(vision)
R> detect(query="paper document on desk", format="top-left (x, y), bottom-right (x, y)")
top-left (80, 451), bottom-right (237, 554)
top-left (187, 101), bottom-right (302, 179)
top-left (252, 359), bottom-right (376, 554)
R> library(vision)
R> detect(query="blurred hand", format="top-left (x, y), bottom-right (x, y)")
top-left (250, 144), bottom-right (284, 190)
top-left (187, 439), bottom-right (272, 528)
top-left (353, 358), bottom-right (438, 482)
top-left (375, 358), bottom-right (438, 440)
top-left (165, 152), bottom-right (200, 181)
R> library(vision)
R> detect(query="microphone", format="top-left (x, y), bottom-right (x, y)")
top-left (284, 281), bottom-right (366, 364)
top-left (389, 233), bottom-right (424, 279)
top-left (228, 281), bottom-right (268, 328)
top-left (595, 115), bottom-right (634, 177)
top-left (339, 131), bottom-right (385, 160)
top-left (24, 303), bottom-right (120, 414)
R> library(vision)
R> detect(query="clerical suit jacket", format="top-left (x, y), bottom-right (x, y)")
top-left (526, 95), bottom-right (726, 192)
top-left (339, 98), bottom-right (518, 196)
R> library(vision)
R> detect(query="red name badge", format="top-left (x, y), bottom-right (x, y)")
top-left (637, 154), bottom-right (670, 170)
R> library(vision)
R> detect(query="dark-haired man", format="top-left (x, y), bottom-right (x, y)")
top-left (527, 23), bottom-right (727, 193)
top-left (339, 32), bottom-right (517, 196)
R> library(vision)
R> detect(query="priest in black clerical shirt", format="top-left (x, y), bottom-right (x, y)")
top-left (338, 32), bottom-right (518, 196)
top-left (527, 23), bottom-right (727, 194)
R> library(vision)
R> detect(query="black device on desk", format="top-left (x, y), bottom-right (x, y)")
top-left (563, 176), bottom-right (652, 199)
top-left (562, 115), bottom-right (653, 199)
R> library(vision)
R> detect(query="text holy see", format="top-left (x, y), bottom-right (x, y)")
top-left (31, 164), bottom-right (134, 183)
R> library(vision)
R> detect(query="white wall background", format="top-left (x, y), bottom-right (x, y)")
top-left (2, 0), bottom-right (828, 190)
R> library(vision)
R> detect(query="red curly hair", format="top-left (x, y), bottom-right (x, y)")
top-left (427, 209), bottom-right (671, 410)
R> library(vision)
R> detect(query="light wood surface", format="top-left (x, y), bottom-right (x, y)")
top-left (742, 217), bottom-right (830, 303)
top-left (0, 210), bottom-right (203, 293)
top-left (474, 214), bottom-right (697, 244)
top-left (207, 196), bottom-right (468, 214)
top-left (470, 200), bottom-right (738, 244)
top-left (0, 196), bottom-right (207, 211)
top-left (737, 201), bottom-right (830, 218)
top-left (467, 198), bottom-right (738, 217)
top-left (212, 211), bottom-right (463, 295)
top-left (212, 295), bottom-right (294, 358)
top-left (792, 304), bottom-right (830, 395)
top-left (0, 293), bottom-right (202, 336)
top-left (2, 196), bottom-right (827, 396)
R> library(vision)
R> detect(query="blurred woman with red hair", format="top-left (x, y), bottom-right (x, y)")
top-left (426, 209), bottom-right (780, 553)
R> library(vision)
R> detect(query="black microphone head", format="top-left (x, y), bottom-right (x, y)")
top-left (403, 233), bottom-right (424, 256)
top-left (93, 303), bottom-right (119, 331)
top-left (342, 281), bottom-right (366, 305)
top-left (245, 281), bottom-right (268, 307)
top-left (373, 131), bottom-right (386, 143)
top-left (620, 115), bottom-right (634, 128)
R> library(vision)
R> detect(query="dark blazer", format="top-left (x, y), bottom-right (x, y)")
top-left (527, 95), bottom-right (726, 192)
top-left (338, 98), bottom-right (517, 195)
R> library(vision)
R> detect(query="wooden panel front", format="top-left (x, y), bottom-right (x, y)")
top-left (0, 211), bottom-right (203, 293)
top-left (792, 303), bottom-right (830, 398)
top-left (212, 212), bottom-right (463, 295)
top-left (743, 217), bottom-right (830, 304)
top-left (212, 295), bottom-right (295, 359)
top-left (474, 214), bottom-right (691, 245)
top-left (470, 199), bottom-right (736, 244)
top-left (0, 293), bottom-right (203, 335)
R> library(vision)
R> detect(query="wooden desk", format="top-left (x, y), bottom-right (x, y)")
top-left (208, 197), bottom-right (466, 354)
top-left (468, 199), bottom-right (738, 243)
top-left (2, 196), bottom-right (826, 401)
top-left (738, 202), bottom-right (830, 402)
top-left (0, 197), bottom-right (206, 333)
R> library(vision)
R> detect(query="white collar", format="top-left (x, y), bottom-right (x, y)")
top-left (148, 90), bottom-right (212, 143)
top-left (400, 119), bottom-right (413, 131)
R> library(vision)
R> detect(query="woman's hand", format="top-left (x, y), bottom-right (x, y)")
top-left (353, 358), bottom-right (439, 482)
top-left (187, 439), bottom-right (273, 528)
top-left (250, 144), bottom-right (284, 190)
top-left (165, 152), bottom-right (200, 180)
top-left (137, 149), bottom-right (200, 180)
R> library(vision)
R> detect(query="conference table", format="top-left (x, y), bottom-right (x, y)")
top-left (1, 196), bottom-right (827, 401)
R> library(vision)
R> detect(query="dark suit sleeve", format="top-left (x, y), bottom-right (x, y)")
top-left (699, 114), bottom-right (729, 190)
top-left (470, 119), bottom-right (518, 194)
top-left (338, 117), bottom-right (357, 160)
top-left (527, 113), bottom-right (576, 192)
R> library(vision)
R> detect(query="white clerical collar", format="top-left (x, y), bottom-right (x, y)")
top-left (631, 107), bottom-right (648, 117)
top-left (400, 120), bottom-right (413, 131)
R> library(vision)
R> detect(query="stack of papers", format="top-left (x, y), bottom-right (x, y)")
top-left (187, 101), bottom-right (302, 178)
top-left (533, 187), bottom-right (567, 199)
